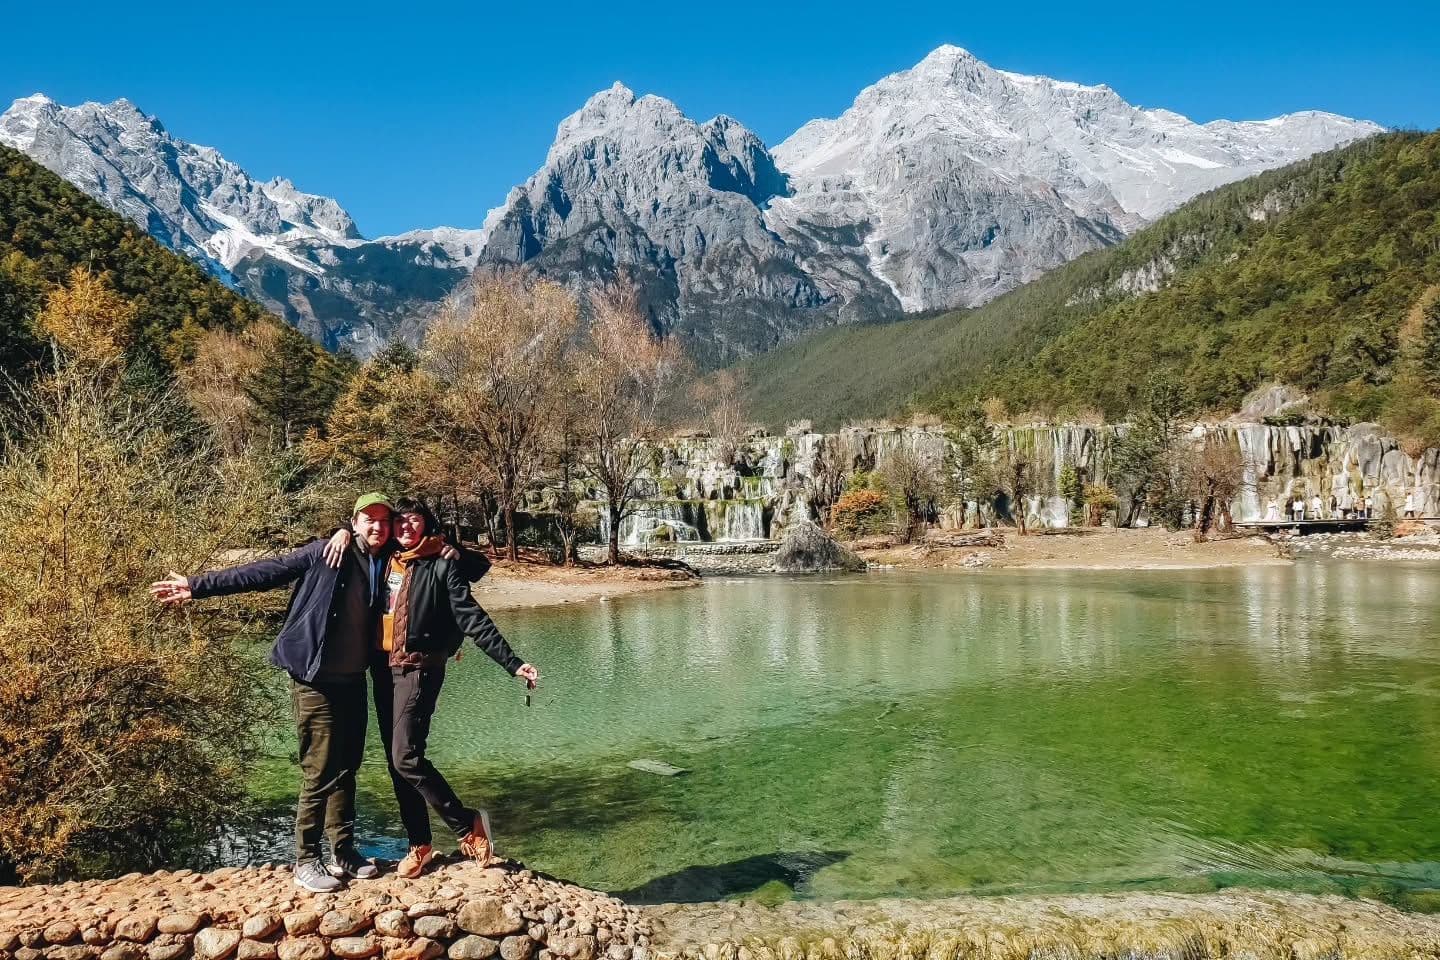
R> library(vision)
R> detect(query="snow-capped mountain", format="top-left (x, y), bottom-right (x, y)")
top-left (476, 83), bottom-right (899, 365)
top-left (478, 47), bottom-right (1381, 359)
top-left (766, 45), bottom-right (1384, 311)
top-left (2, 48), bottom-right (1383, 361)
top-left (0, 94), bottom-right (484, 352)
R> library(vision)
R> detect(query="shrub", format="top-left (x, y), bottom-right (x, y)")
top-left (0, 273), bottom-right (286, 881)
top-left (1084, 484), bottom-right (1120, 526)
top-left (1058, 464), bottom-right (1084, 509)
top-left (830, 489), bottom-right (890, 540)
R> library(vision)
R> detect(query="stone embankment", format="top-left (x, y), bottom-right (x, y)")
top-left (649, 891), bottom-right (1440, 959)
top-left (0, 861), bottom-right (649, 960)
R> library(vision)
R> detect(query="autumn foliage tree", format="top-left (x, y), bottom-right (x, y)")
top-left (421, 275), bottom-right (580, 560)
top-left (0, 271), bottom-right (283, 881)
top-left (572, 287), bottom-right (685, 564)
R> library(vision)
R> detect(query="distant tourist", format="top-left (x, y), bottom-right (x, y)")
top-left (1310, 494), bottom-right (1325, 520)
top-left (1404, 490), bottom-right (1419, 519)
top-left (1265, 499), bottom-right (1281, 521)
top-left (326, 498), bottom-right (539, 879)
top-left (1339, 491), bottom-right (1354, 519)
top-left (1291, 496), bottom-right (1305, 522)
top-left (1356, 495), bottom-right (1369, 520)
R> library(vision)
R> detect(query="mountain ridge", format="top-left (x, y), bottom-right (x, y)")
top-left (733, 132), bottom-right (1440, 431)
top-left (1, 48), bottom-right (1384, 360)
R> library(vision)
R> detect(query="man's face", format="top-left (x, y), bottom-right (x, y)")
top-left (395, 511), bottom-right (426, 550)
top-left (353, 506), bottom-right (392, 550)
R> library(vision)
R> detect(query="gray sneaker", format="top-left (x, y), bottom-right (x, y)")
top-left (294, 858), bottom-right (343, 893)
top-left (327, 846), bottom-right (379, 880)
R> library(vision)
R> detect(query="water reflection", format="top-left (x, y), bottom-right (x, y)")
top-left (243, 561), bottom-right (1440, 902)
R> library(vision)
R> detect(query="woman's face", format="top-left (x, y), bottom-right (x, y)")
top-left (396, 511), bottom-right (426, 549)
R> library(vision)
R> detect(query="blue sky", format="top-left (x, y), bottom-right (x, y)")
top-left (4, 0), bottom-right (1436, 237)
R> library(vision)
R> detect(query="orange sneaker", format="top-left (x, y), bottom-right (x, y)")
top-left (458, 811), bottom-right (495, 865)
top-left (396, 844), bottom-right (434, 879)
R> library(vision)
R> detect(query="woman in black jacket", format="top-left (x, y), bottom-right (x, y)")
top-left (336, 498), bottom-right (539, 878)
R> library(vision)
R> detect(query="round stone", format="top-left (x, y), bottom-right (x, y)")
top-left (236, 943), bottom-right (276, 960)
top-left (499, 938), bottom-right (532, 960)
top-left (382, 939), bottom-right (443, 960)
top-left (424, 919), bottom-right (462, 943)
top-left (44, 925), bottom-right (80, 947)
top-left (100, 945), bottom-right (146, 960)
top-left (157, 918), bottom-right (204, 938)
top-left (145, 937), bottom-right (190, 960)
top-left (447, 938), bottom-right (498, 960)
top-left (456, 902), bottom-right (523, 939)
top-left (274, 940), bottom-right (326, 960)
top-left (279, 916), bottom-right (318, 940)
top-left (115, 918), bottom-right (158, 944)
top-left (193, 929), bottom-right (241, 960)
top-left (239, 917), bottom-right (279, 943)
top-left (329, 939), bottom-right (379, 960)
top-left (47, 946), bottom-right (98, 960)
top-left (549, 937), bottom-right (596, 960)
top-left (318, 915), bottom-right (368, 939)
top-left (372, 915), bottom-right (409, 941)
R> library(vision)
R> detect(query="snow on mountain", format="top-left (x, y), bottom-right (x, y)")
top-left (766, 45), bottom-right (1384, 312)
top-left (0, 49), bottom-right (1384, 360)
top-left (0, 94), bottom-right (479, 353)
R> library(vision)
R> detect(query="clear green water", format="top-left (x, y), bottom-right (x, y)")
top-left (247, 562), bottom-right (1440, 905)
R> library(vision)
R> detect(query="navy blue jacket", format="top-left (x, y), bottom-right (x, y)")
top-left (190, 539), bottom-right (363, 681)
top-left (190, 540), bottom-right (492, 682)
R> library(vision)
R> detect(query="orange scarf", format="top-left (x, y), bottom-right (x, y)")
top-left (381, 536), bottom-right (447, 663)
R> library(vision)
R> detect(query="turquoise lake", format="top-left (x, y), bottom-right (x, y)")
top-left (248, 561), bottom-right (1440, 906)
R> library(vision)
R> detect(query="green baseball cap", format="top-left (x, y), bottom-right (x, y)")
top-left (353, 492), bottom-right (395, 516)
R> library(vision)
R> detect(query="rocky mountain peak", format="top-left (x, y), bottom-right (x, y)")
top-left (0, 94), bottom-right (487, 354)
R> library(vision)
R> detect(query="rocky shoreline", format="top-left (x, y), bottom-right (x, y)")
top-left (6, 866), bottom-right (1440, 960)
top-left (0, 862), bottom-right (648, 960)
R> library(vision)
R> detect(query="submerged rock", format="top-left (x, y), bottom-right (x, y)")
top-left (771, 522), bottom-right (866, 574)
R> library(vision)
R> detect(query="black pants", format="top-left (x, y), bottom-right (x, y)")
top-left (370, 657), bottom-right (476, 846)
top-left (290, 675), bottom-right (368, 863)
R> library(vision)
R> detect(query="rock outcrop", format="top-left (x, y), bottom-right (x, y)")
top-left (771, 521), bottom-right (865, 574)
top-left (0, 862), bottom-right (649, 960)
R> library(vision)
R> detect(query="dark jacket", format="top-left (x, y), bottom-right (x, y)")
top-left (190, 539), bottom-right (356, 681)
top-left (191, 539), bottom-right (493, 681)
top-left (399, 554), bottom-right (523, 673)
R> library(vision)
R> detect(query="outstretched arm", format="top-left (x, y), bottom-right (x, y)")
top-left (156, 541), bottom-right (321, 603)
top-left (444, 561), bottom-right (529, 676)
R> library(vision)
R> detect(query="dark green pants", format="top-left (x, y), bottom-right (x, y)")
top-left (290, 675), bottom-right (368, 863)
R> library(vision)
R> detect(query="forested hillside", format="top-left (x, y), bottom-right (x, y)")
top-left (737, 132), bottom-right (1440, 431)
top-left (0, 144), bottom-right (346, 432)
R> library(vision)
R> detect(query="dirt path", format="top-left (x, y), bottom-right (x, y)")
top-left (855, 526), bottom-right (1290, 571)
top-left (472, 560), bottom-right (698, 611)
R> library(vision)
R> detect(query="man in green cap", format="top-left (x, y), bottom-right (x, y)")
top-left (151, 493), bottom-right (399, 892)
